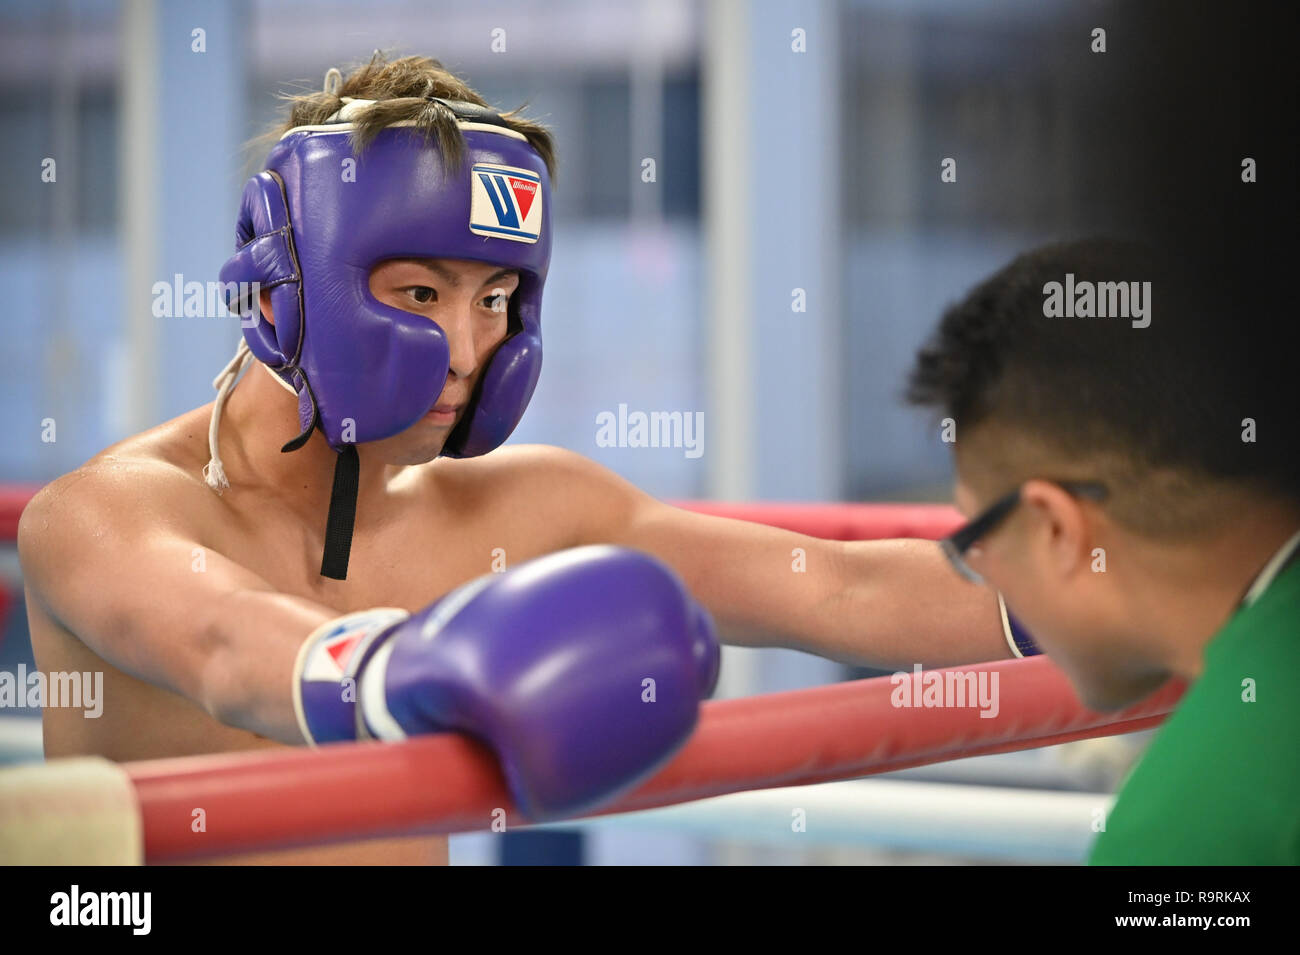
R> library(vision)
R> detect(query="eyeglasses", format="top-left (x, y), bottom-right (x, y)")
top-left (940, 480), bottom-right (1109, 584)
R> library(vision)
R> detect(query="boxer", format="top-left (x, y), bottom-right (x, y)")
top-left (18, 54), bottom-right (1010, 865)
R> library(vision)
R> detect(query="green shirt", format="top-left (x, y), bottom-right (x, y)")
top-left (1089, 548), bottom-right (1300, 865)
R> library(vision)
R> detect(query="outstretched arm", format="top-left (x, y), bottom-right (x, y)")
top-left (528, 446), bottom-right (1009, 668)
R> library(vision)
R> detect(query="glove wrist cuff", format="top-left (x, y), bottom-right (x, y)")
top-left (292, 607), bottom-right (410, 745)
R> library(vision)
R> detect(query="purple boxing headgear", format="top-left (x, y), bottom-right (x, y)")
top-left (217, 98), bottom-right (552, 578)
top-left (220, 99), bottom-right (551, 456)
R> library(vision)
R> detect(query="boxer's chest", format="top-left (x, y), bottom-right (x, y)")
top-left (213, 472), bottom-right (572, 614)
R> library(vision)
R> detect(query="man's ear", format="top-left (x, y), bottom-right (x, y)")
top-left (260, 288), bottom-right (275, 326)
top-left (1020, 479), bottom-right (1092, 579)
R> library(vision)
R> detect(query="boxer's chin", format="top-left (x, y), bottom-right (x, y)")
top-left (364, 423), bottom-right (450, 466)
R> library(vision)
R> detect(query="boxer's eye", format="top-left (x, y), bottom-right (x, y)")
top-left (481, 290), bottom-right (511, 312)
top-left (404, 286), bottom-right (436, 305)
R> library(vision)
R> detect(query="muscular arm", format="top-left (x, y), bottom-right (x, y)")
top-left (523, 446), bottom-right (1009, 668)
top-left (17, 466), bottom-right (335, 745)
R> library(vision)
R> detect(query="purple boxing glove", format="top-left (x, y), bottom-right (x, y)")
top-left (292, 545), bottom-right (720, 819)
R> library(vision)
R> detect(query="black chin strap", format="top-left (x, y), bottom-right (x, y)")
top-left (319, 444), bottom-right (360, 580)
top-left (278, 378), bottom-right (358, 580)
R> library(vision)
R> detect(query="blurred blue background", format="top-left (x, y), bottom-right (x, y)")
top-left (0, 0), bottom-right (1149, 865)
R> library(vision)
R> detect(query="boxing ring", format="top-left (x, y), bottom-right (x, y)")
top-left (0, 489), bottom-right (1184, 864)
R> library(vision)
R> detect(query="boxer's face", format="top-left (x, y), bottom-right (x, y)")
top-left (364, 257), bottom-right (520, 464)
top-left (952, 455), bottom-right (1169, 711)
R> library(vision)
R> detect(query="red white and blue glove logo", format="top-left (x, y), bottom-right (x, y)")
top-left (293, 608), bottom-right (410, 745)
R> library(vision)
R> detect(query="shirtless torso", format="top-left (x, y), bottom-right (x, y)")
top-left (23, 393), bottom-right (592, 865)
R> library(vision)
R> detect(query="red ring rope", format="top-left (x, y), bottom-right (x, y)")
top-left (126, 656), bottom-right (1182, 862)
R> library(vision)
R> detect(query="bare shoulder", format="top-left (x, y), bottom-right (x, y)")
top-left (435, 444), bottom-right (652, 544)
top-left (439, 443), bottom-right (633, 499)
top-left (17, 429), bottom-right (218, 597)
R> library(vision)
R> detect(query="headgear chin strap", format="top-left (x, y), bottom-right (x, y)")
top-left (216, 97), bottom-right (552, 579)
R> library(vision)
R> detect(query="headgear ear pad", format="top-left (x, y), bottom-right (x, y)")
top-left (220, 120), bottom-right (552, 455)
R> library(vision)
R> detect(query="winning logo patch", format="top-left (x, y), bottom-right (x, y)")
top-left (469, 163), bottom-right (543, 243)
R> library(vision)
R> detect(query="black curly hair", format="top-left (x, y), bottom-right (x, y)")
top-left (906, 238), bottom-right (1295, 535)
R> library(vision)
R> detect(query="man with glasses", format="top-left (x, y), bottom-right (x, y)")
top-left (907, 238), bottom-right (1299, 864)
